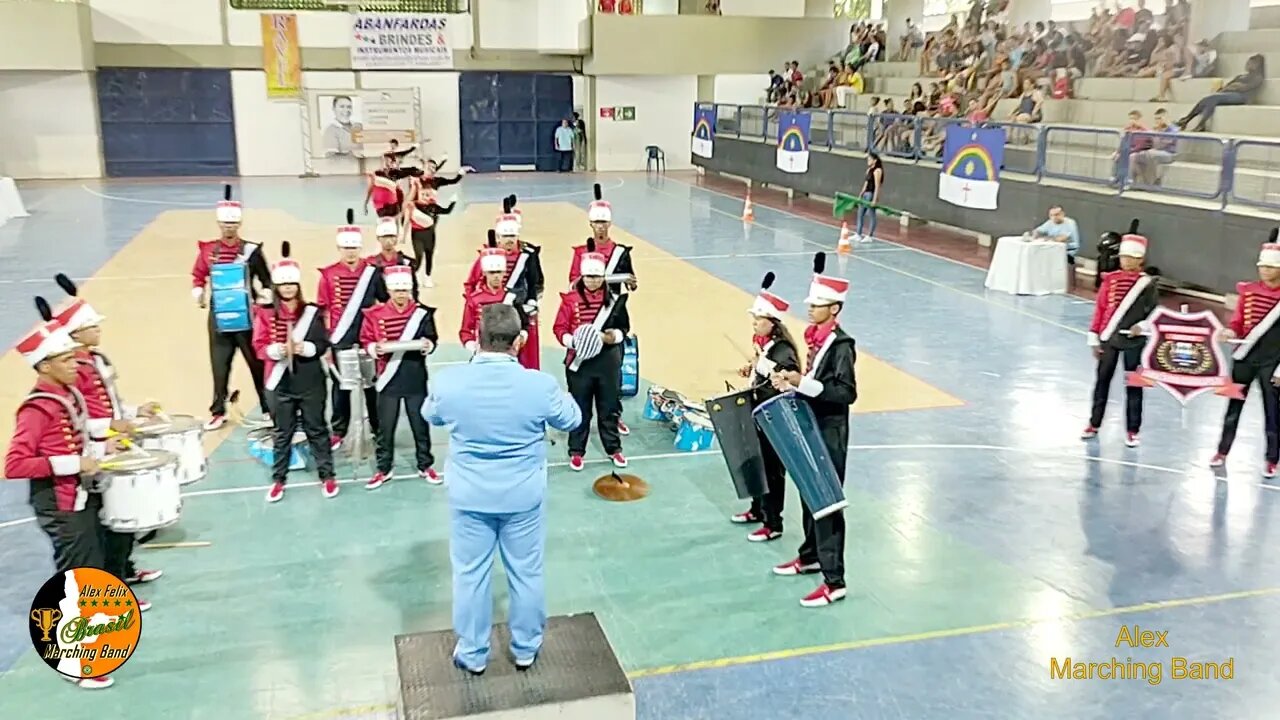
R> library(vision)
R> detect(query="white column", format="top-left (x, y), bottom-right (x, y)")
top-left (1006, 0), bottom-right (1051, 29)
top-left (1189, 0), bottom-right (1251, 42)
top-left (886, 0), bottom-right (924, 36)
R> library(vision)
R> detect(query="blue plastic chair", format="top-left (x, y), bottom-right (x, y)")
top-left (645, 145), bottom-right (666, 173)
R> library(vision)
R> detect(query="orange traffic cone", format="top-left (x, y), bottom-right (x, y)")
top-left (742, 193), bottom-right (754, 222)
top-left (837, 222), bottom-right (852, 254)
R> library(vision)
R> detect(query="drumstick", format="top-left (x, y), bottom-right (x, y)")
top-left (285, 318), bottom-right (296, 374)
top-left (724, 333), bottom-right (754, 362)
top-left (140, 541), bottom-right (211, 550)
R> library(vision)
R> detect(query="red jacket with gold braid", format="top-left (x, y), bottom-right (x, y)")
top-left (73, 349), bottom-right (128, 440)
top-left (359, 299), bottom-right (439, 394)
top-left (1087, 268), bottom-right (1158, 350)
top-left (317, 259), bottom-right (380, 349)
top-left (1229, 281), bottom-right (1280, 366)
top-left (552, 285), bottom-right (631, 369)
top-left (4, 380), bottom-right (94, 512)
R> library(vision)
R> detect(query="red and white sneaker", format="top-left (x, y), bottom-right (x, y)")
top-left (569, 455), bottom-right (585, 471)
top-left (266, 482), bottom-right (285, 503)
top-left (203, 415), bottom-right (227, 431)
top-left (1265, 463), bottom-right (1277, 479)
top-left (1125, 432), bottom-right (1140, 448)
top-left (1080, 426), bottom-right (1098, 440)
top-left (366, 472), bottom-right (388, 490)
top-left (730, 509), bottom-right (761, 524)
top-left (125, 569), bottom-right (163, 584)
top-left (322, 478), bottom-right (340, 498)
top-left (64, 675), bottom-right (113, 690)
top-left (1209, 453), bottom-right (1227, 468)
top-left (420, 468), bottom-right (443, 485)
top-left (772, 558), bottom-right (821, 576)
top-left (610, 452), bottom-right (628, 468)
top-left (747, 527), bottom-right (782, 543)
top-left (800, 583), bottom-right (847, 608)
top-left (330, 434), bottom-right (344, 451)
top-left (137, 599), bottom-right (152, 612)
top-left (617, 421), bottom-right (631, 436)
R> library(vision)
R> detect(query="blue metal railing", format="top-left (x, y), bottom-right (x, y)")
top-left (697, 103), bottom-right (1280, 211)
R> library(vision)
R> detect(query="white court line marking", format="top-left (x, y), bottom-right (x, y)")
top-left (511, 177), bottom-right (625, 200)
top-left (2, 443), bottom-right (1271, 531)
top-left (656, 177), bottom-right (1086, 335)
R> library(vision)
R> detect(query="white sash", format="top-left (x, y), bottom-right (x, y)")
top-left (1233, 294), bottom-right (1280, 361)
top-left (410, 207), bottom-right (433, 228)
top-left (91, 352), bottom-right (125, 420)
top-left (237, 242), bottom-right (258, 264)
top-left (266, 305), bottom-right (318, 391)
top-left (1100, 275), bottom-right (1154, 343)
top-left (804, 333), bottom-right (837, 378)
top-left (376, 307), bottom-right (428, 392)
top-left (605, 244), bottom-right (625, 276)
top-left (503, 251), bottom-right (530, 306)
top-left (25, 389), bottom-right (93, 451)
top-left (568, 296), bottom-right (617, 372)
top-left (754, 340), bottom-right (777, 377)
top-left (329, 264), bottom-right (376, 344)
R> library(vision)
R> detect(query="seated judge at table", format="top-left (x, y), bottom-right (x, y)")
top-left (423, 304), bottom-right (582, 675)
top-left (1030, 205), bottom-right (1080, 260)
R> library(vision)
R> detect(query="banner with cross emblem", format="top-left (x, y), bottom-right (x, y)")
top-left (938, 125), bottom-right (1004, 210)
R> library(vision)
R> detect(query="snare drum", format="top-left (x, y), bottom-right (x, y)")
top-left (136, 414), bottom-right (207, 485)
top-left (97, 450), bottom-right (182, 533)
top-left (674, 411), bottom-right (716, 452)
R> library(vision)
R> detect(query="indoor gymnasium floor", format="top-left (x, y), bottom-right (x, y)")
top-left (1, 171), bottom-right (1278, 719)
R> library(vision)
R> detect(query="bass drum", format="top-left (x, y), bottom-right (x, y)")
top-left (752, 393), bottom-right (847, 520)
top-left (704, 387), bottom-right (767, 500)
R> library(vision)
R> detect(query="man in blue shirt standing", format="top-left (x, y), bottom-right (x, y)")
top-left (423, 303), bottom-right (582, 674)
top-left (554, 118), bottom-right (576, 173)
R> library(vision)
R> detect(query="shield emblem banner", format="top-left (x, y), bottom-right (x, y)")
top-left (1126, 307), bottom-right (1244, 405)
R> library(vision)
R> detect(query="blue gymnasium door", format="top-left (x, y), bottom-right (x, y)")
top-left (458, 73), bottom-right (573, 172)
top-left (97, 68), bottom-right (239, 178)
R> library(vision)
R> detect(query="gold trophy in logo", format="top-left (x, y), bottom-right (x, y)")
top-left (31, 608), bottom-right (62, 643)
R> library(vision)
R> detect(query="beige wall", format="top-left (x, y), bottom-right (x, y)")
top-left (0, 0), bottom-right (94, 71)
top-left (585, 14), bottom-right (851, 75)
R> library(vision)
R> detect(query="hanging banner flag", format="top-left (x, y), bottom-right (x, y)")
top-left (351, 13), bottom-right (454, 70)
top-left (1126, 306), bottom-right (1244, 405)
top-left (261, 13), bottom-right (302, 99)
top-left (775, 111), bottom-right (811, 174)
top-left (691, 106), bottom-right (716, 159)
top-left (938, 125), bottom-right (1004, 209)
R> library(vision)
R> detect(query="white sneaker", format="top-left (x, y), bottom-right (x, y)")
top-left (63, 675), bottom-right (114, 689)
top-left (423, 275), bottom-right (435, 288)
top-left (203, 415), bottom-right (227, 431)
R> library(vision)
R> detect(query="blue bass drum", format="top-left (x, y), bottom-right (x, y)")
top-left (210, 262), bottom-right (252, 333)
top-left (674, 411), bottom-right (715, 452)
top-left (620, 334), bottom-right (639, 397)
top-left (752, 393), bottom-right (847, 520)
top-left (247, 429), bottom-right (308, 471)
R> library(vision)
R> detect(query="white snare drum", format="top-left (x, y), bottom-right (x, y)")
top-left (136, 414), bottom-right (207, 485)
top-left (97, 450), bottom-right (182, 533)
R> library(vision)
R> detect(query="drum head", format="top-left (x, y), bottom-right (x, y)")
top-left (101, 449), bottom-right (179, 472)
top-left (135, 414), bottom-right (202, 436)
top-left (592, 473), bottom-right (649, 502)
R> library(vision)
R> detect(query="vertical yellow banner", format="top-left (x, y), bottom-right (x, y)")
top-left (261, 13), bottom-right (301, 99)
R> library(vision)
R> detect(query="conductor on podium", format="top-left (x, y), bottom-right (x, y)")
top-left (423, 304), bottom-right (582, 675)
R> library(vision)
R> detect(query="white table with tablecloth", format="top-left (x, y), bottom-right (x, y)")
top-left (984, 236), bottom-right (1069, 296)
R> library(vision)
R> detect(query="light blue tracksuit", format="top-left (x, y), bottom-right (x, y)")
top-left (423, 352), bottom-right (582, 670)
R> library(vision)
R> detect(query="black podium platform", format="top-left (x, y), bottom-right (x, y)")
top-left (394, 613), bottom-right (634, 720)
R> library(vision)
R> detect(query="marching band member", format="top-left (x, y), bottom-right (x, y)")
top-left (404, 180), bottom-right (457, 288)
top-left (554, 240), bottom-right (631, 471)
top-left (53, 275), bottom-right (164, 586)
top-left (360, 265), bottom-right (441, 489)
top-left (461, 235), bottom-right (531, 353)
top-left (318, 210), bottom-right (382, 451)
top-left (568, 184), bottom-right (636, 436)
top-left (731, 273), bottom-right (801, 542)
top-left (1081, 222), bottom-right (1159, 447)
top-left (256, 243), bottom-right (339, 503)
top-left (5, 313), bottom-right (131, 690)
top-left (463, 202), bottom-right (544, 369)
top-left (1212, 231), bottom-right (1280, 476)
top-left (769, 253), bottom-right (858, 608)
top-left (369, 217), bottom-right (420, 301)
top-left (191, 185), bottom-right (272, 431)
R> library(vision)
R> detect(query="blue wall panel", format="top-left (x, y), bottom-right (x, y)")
top-left (459, 72), bottom-right (572, 172)
top-left (97, 68), bottom-right (238, 178)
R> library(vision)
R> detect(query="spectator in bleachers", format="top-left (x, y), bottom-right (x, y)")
top-left (898, 18), bottom-right (924, 61)
top-left (1144, 34), bottom-right (1181, 102)
top-left (1010, 77), bottom-right (1045, 125)
top-left (1177, 54), bottom-right (1266, 132)
top-left (1186, 40), bottom-right (1217, 78)
top-left (766, 70), bottom-right (785, 103)
top-left (919, 35), bottom-right (938, 77)
top-left (817, 64), bottom-right (841, 109)
top-left (1130, 107), bottom-right (1178, 186)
